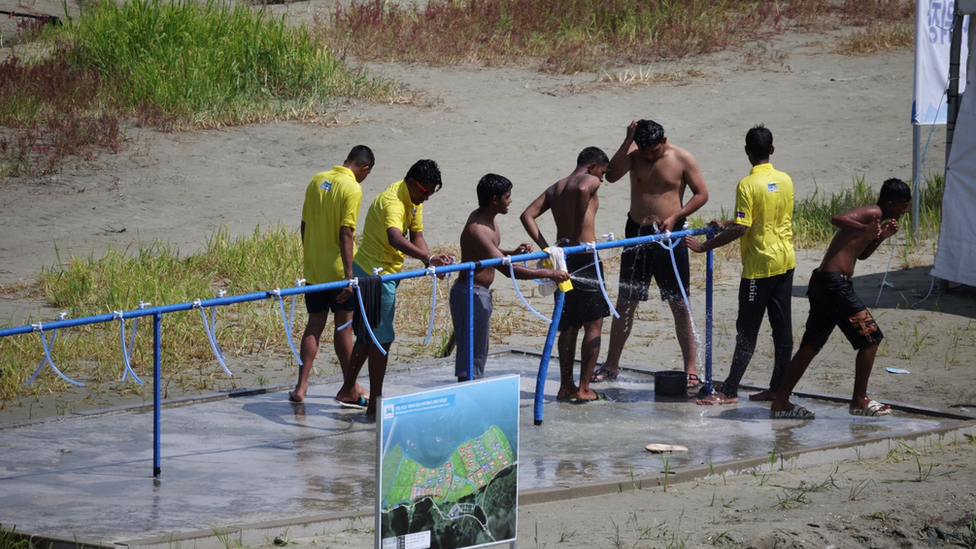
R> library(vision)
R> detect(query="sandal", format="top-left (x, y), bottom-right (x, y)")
top-left (849, 400), bottom-right (891, 416)
top-left (686, 373), bottom-right (700, 389)
top-left (770, 405), bottom-right (815, 419)
top-left (590, 367), bottom-right (618, 383)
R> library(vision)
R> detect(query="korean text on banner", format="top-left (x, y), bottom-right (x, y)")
top-left (913, 0), bottom-right (970, 125)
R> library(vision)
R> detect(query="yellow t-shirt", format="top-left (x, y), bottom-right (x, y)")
top-left (301, 166), bottom-right (362, 284)
top-left (355, 180), bottom-right (424, 275)
top-left (733, 163), bottom-right (796, 279)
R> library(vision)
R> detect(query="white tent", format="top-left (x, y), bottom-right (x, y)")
top-left (932, 0), bottom-right (976, 286)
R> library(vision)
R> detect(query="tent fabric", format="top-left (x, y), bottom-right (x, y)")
top-left (961, 0), bottom-right (976, 15)
top-left (932, 28), bottom-right (976, 286)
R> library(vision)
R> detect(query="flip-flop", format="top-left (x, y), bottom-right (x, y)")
top-left (849, 400), bottom-right (891, 416)
top-left (645, 443), bottom-right (689, 453)
top-left (556, 395), bottom-right (576, 403)
top-left (590, 367), bottom-right (618, 383)
top-left (769, 405), bottom-right (815, 419)
top-left (573, 391), bottom-right (611, 404)
top-left (686, 373), bottom-right (700, 389)
top-left (334, 395), bottom-right (368, 410)
top-left (288, 391), bottom-right (303, 403)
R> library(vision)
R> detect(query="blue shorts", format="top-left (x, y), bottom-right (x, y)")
top-left (353, 264), bottom-right (399, 344)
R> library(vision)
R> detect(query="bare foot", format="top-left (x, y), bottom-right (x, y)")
top-left (696, 392), bottom-right (737, 406)
top-left (355, 382), bottom-right (370, 399)
top-left (749, 389), bottom-right (777, 402)
top-left (288, 390), bottom-right (304, 403)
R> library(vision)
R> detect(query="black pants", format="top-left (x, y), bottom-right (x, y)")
top-left (720, 269), bottom-right (794, 398)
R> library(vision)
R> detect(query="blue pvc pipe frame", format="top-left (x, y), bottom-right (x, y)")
top-left (0, 226), bottom-right (715, 475)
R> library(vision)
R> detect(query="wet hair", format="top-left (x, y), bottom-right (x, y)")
top-left (345, 145), bottom-right (375, 168)
top-left (745, 124), bottom-right (773, 160)
top-left (477, 173), bottom-right (513, 208)
top-left (576, 146), bottom-right (610, 168)
top-left (633, 119), bottom-right (665, 150)
top-left (877, 178), bottom-right (911, 205)
top-left (405, 159), bottom-right (443, 192)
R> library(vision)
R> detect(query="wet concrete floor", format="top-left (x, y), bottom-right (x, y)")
top-left (0, 350), bottom-right (969, 547)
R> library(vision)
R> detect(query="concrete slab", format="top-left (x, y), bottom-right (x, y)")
top-left (0, 350), bottom-right (969, 548)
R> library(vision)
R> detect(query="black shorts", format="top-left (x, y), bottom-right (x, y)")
top-left (618, 215), bottom-right (690, 302)
top-left (558, 252), bottom-right (611, 330)
top-left (799, 270), bottom-right (884, 351)
top-left (305, 288), bottom-right (355, 315)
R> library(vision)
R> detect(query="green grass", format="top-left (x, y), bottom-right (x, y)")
top-left (58, 0), bottom-right (391, 126)
top-left (0, 232), bottom-right (475, 404)
top-left (0, 524), bottom-right (31, 549)
top-left (0, 225), bottom-right (303, 402)
top-left (791, 173), bottom-right (944, 248)
top-left (0, 0), bottom-right (400, 177)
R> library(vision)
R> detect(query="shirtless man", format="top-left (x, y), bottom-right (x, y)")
top-left (451, 173), bottom-right (570, 382)
top-left (593, 120), bottom-right (708, 387)
top-left (768, 179), bottom-right (911, 419)
top-left (520, 147), bottom-right (611, 403)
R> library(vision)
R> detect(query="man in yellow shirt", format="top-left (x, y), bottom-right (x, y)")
top-left (345, 159), bottom-right (453, 418)
top-left (685, 125), bottom-right (795, 405)
top-left (291, 145), bottom-right (374, 406)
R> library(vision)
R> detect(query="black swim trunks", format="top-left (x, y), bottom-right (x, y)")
top-left (799, 270), bottom-right (884, 351)
top-left (558, 251), bottom-right (611, 330)
top-left (618, 214), bottom-right (690, 302)
top-left (305, 287), bottom-right (355, 315)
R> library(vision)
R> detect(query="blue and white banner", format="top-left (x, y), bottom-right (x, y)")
top-left (913, 0), bottom-right (970, 125)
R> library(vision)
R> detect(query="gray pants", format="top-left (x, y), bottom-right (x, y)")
top-left (450, 282), bottom-right (493, 379)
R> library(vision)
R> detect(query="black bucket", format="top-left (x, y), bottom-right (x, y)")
top-left (654, 370), bottom-right (686, 396)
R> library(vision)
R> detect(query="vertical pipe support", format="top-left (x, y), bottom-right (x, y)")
top-left (153, 312), bottom-right (162, 478)
top-left (946, 11), bottom-right (964, 169)
top-left (912, 124), bottom-right (921, 235)
top-left (534, 290), bottom-right (565, 425)
top-left (705, 246), bottom-right (714, 395)
top-left (467, 266), bottom-right (475, 381)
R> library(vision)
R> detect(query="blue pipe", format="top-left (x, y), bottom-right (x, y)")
top-left (467, 266), bottom-right (475, 381)
top-left (0, 228), bottom-right (716, 339)
top-left (153, 313), bottom-right (162, 478)
top-left (705, 247), bottom-right (714, 395)
top-left (533, 290), bottom-right (565, 426)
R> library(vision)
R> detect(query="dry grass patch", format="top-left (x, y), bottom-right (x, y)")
top-left (833, 22), bottom-right (914, 55)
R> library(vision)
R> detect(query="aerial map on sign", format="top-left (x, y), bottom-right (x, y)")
top-left (380, 425), bottom-right (517, 547)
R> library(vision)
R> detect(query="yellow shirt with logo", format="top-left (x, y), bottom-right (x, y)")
top-left (355, 180), bottom-right (423, 275)
top-left (301, 166), bottom-right (362, 284)
top-left (733, 163), bottom-right (796, 279)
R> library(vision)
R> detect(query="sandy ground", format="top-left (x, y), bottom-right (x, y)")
top-left (3, 2), bottom-right (976, 547)
top-left (288, 433), bottom-right (976, 549)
